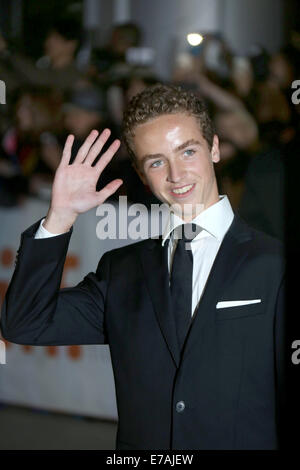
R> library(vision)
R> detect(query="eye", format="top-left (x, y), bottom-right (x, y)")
top-left (183, 149), bottom-right (195, 157)
top-left (150, 160), bottom-right (163, 168)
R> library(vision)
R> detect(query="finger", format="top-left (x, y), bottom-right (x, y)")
top-left (82, 128), bottom-right (112, 166)
top-left (96, 179), bottom-right (123, 205)
top-left (94, 139), bottom-right (121, 173)
top-left (74, 129), bottom-right (100, 164)
top-left (60, 134), bottom-right (74, 166)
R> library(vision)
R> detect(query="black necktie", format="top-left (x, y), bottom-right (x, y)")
top-left (170, 223), bottom-right (201, 352)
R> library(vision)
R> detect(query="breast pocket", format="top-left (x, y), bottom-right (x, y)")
top-left (215, 302), bottom-right (264, 320)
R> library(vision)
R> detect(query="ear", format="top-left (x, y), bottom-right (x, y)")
top-left (132, 161), bottom-right (148, 185)
top-left (211, 134), bottom-right (220, 163)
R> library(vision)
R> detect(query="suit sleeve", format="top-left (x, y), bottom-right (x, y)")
top-left (0, 218), bottom-right (110, 346)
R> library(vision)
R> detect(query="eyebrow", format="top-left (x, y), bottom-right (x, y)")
top-left (175, 139), bottom-right (201, 151)
top-left (140, 139), bottom-right (201, 165)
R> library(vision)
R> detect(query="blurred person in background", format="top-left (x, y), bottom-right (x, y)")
top-left (232, 46), bottom-right (286, 240)
top-left (268, 43), bottom-right (300, 145)
top-left (238, 41), bottom-right (300, 241)
top-left (0, 86), bottom-right (63, 204)
top-left (88, 22), bottom-right (146, 133)
top-left (213, 108), bottom-right (258, 210)
top-left (230, 56), bottom-right (254, 103)
top-left (232, 45), bottom-right (291, 149)
top-left (88, 22), bottom-right (142, 84)
top-left (0, 15), bottom-right (83, 93)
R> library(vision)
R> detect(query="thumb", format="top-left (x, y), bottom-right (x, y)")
top-left (96, 179), bottom-right (123, 205)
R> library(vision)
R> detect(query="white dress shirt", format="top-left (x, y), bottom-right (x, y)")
top-left (34, 219), bottom-right (66, 239)
top-left (162, 195), bottom-right (234, 317)
top-left (35, 195), bottom-right (234, 318)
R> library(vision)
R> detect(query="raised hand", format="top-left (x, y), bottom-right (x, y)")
top-left (44, 128), bottom-right (123, 233)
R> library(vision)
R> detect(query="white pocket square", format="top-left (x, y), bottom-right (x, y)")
top-left (216, 299), bottom-right (261, 309)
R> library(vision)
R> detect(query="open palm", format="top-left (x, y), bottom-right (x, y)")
top-left (51, 128), bottom-right (123, 216)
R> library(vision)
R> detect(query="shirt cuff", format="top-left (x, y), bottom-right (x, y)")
top-left (34, 218), bottom-right (68, 239)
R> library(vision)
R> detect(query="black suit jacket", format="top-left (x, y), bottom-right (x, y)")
top-left (0, 214), bottom-right (286, 450)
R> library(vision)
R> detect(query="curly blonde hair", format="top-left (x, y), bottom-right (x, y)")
top-left (122, 83), bottom-right (215, 164)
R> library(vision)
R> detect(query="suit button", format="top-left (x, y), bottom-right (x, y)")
top-left (176, 401), bottom-right (185, 413)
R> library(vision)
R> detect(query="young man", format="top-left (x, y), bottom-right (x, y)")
top-left (0, 85), bottom-right (285, 450)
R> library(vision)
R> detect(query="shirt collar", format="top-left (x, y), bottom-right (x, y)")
top-left (161, 195), bottom-right (234, 246)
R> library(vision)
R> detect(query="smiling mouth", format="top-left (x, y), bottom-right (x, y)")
top-left (170, 183), bottom-right (195, 196)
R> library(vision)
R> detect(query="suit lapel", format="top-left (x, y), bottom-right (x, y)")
top-left (137, 214), bottom-right (253, 368)
top-left (182, 214), bottom-right (253, 361)
top-left (138, 236), bottom-right (181, 368)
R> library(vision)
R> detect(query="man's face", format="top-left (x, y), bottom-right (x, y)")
top-left (132, 113), bottom-right (220, 220)
top-left (44, 31), bottom-right (77, 62)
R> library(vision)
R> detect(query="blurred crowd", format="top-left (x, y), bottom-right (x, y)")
top-left (0, 14), bottom-right (299, 242)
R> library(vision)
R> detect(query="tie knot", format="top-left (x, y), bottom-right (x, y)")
top-left (174, 223), bottom-right (201, 242)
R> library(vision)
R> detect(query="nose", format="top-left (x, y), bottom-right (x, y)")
top-left (166, 161), bottom-right (184, 183)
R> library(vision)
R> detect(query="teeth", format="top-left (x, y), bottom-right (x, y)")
top-left (172, 184), bottom-right (194, 194)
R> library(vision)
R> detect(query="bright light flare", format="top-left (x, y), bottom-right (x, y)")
top-left (187, 33), bottom-right (203, 46)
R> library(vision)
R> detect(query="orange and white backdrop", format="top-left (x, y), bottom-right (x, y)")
top-left (0, 196), bottom-right (165, 419)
